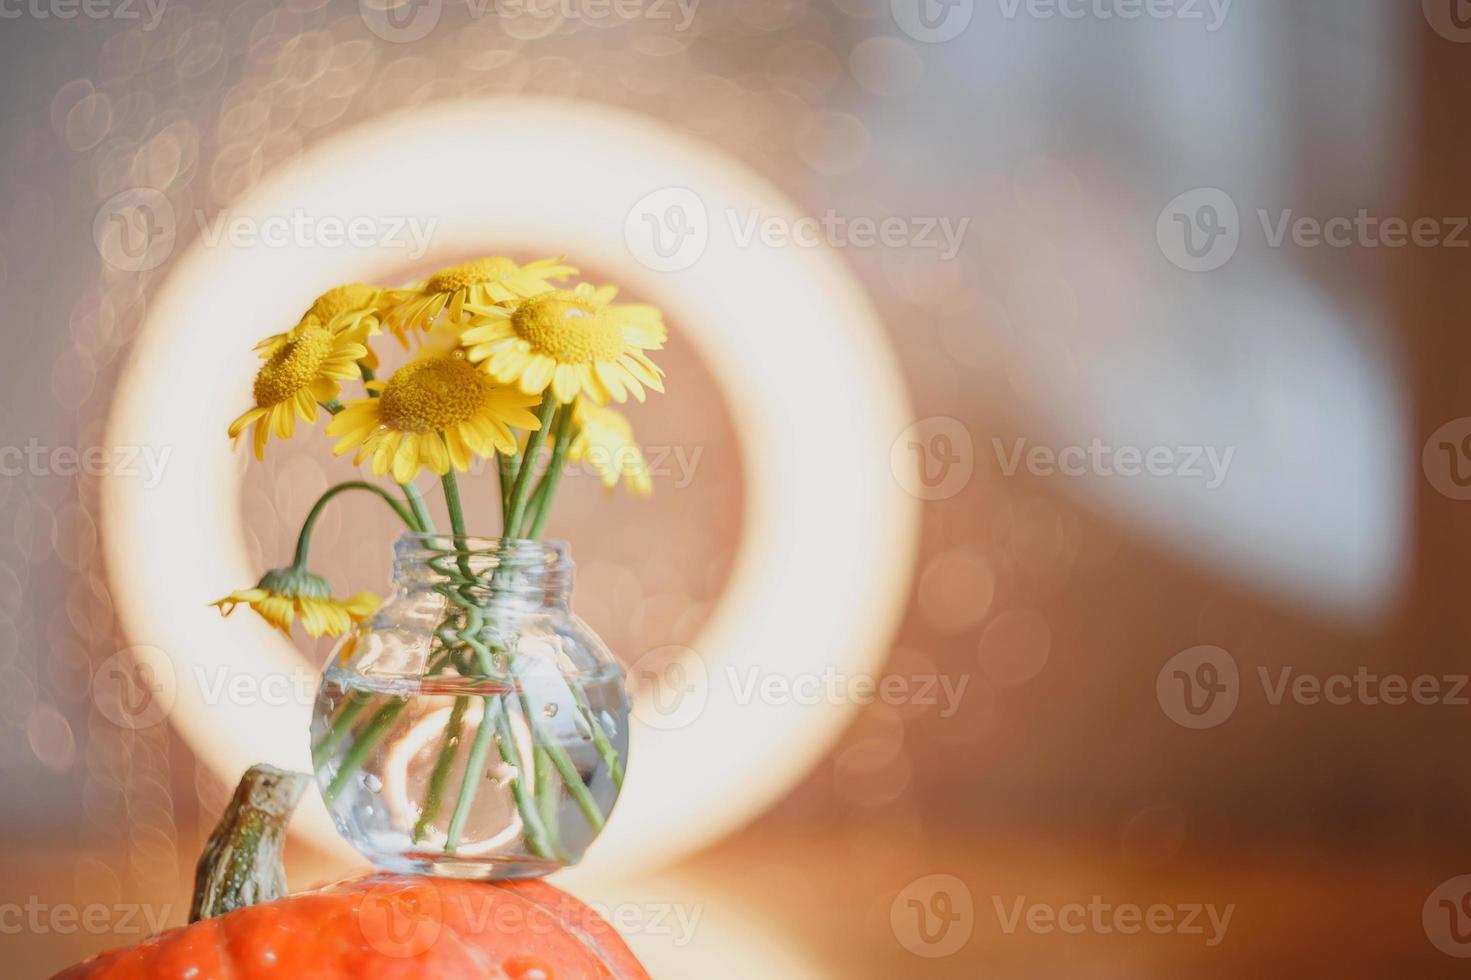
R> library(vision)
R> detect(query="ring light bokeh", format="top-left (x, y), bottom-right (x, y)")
top-left (101, 97), bottom-right (919, 877)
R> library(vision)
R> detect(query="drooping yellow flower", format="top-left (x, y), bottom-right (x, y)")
top-left (568, 400), bottom-right (653, 496)
top-left (306, 283), bottom-right (385, 371)
top-left (228, 316), bottom-right (370, 459)
top-left (326, 351), bottom-right (544, 484)
top-left (457, 283), bottom-right (666, 404)
top-left (212, 567), bottom-right (379, 638)
top-left (381, 256), bottom-right (576, 343)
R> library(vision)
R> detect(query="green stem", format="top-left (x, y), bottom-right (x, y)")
top-left (534, 745), bottom-right (563, 857)
top-left (571, 683), bottom-right (624, 788)
top-left (317, 643), bottom-right (458, 805)
top-left (522, 402), bottom-right (576, 539)
top-left (444, 695), bottom-right (499, 855)
top-left (497, 453), bottom-right (516, 528)
top-left (505, 396), bottom-right (558, 537)
top-left (441, 606), bottom-right (556, 858)
top-left (402, 481), bottom-right (435, 534)
top-left (312, 692), bottom-right (372, 765)
top-left (535, 720), bottom-right (605, 832)
top-left (325, 700), bottom-right (406, 802)
top-left (441, 471), bottom-right (468, 538)
top-left (413, 696), bottom-right (468, 843)
top-left (292, 481), bottom-right (420, 568)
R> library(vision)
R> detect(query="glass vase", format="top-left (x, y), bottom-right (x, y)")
top-left (310, 534), bottom-right (629, 878)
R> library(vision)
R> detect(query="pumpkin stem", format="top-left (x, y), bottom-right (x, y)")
top-left (190, 764), bottom-right (310, 923)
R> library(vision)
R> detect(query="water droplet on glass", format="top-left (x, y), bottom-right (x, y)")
top-left (542, 703), bottom-right (558, 718)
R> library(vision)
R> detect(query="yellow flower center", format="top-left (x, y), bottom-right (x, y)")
top-left (511, 292), bottom-right (626, 364)
top-left (425, 257), bottom-right (520, 294)
top-left (378, 354), bottom-right (499, 432)
top-left (310, 283), bottom-right (380, 323)
top-left (253, 323), bottom-right (333, 407)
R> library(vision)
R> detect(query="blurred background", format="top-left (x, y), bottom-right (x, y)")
top-left (4, 0), bottom-right (1471, 975)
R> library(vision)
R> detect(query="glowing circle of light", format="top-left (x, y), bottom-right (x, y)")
top-left (102, 98), bottom-right (919, 877)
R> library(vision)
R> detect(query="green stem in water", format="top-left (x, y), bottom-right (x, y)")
top-left (505, 396), bottom-right (559, 537)
top-left (325, 700), bottom-right (406, 803)
top-left (444, 695), bottom-right (500, 854)
top-left (292, 481), bottom-right (421, 569)
top-left (312, 693), bottom-right (371, 766)
top-left (412, 696), bottom-right (468, 843)
top-left (534, 719), bottom-right (605, 832)
top-left (521, 402), bottom-right (576, 539)
top-left (534, 744), bottom-right (563, 858)
top-left (441, 606), bottom-right (556, 859)
top-left (571, 682), bottom-right (624, 788)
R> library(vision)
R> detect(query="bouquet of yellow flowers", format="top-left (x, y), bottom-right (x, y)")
top-left (212, 256), bottom-right (664, 877)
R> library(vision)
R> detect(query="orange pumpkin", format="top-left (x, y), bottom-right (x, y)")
top-left (52, 767), bottom-right (649, 980)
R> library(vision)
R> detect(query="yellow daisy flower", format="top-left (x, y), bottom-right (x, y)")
top-left (212, 567), bottom-right (379, 639)
top-left (457, 283), bottom-right (666, 404)
top-left (306, 282), bottom-right (385, 371)
top-left (382, 256), bottom-right (576, 343)
top-left (326, 351), bottom-right (544, 484)
top-left (568, 401), bottom-right (653, 496)
top-left (228, 316), bottom-right (370, 459)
